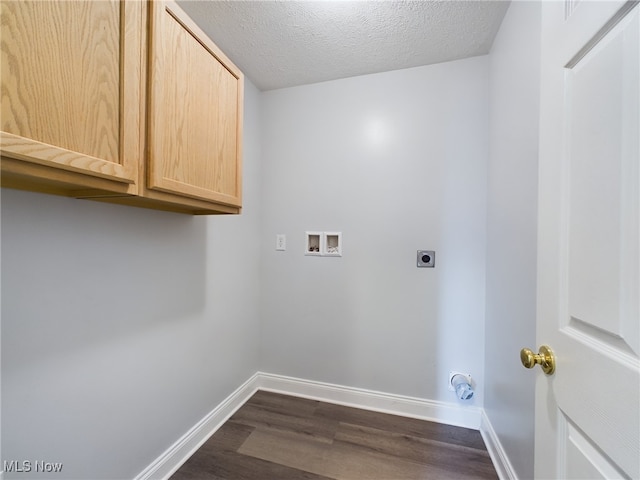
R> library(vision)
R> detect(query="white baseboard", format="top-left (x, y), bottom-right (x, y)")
top-left (136, 371), bottom-right (492, 480)
top-left (134, 372), bottom-right (261, 480)
top-left (480, 410), bottom-right (518, 480)
top-left (257, 372), bottom-right (482, 429)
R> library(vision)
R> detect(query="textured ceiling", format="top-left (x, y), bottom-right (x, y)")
top-left (176, 1), bottom-right (510, 91)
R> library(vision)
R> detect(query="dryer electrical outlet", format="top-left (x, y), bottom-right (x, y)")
top-left (417, 250), bottom-right (435, 267)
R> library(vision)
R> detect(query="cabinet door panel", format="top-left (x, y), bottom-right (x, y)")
top-left (1, 0), bottom-right (141, 185)
top-left (147, 0), bottom-right (243, 207)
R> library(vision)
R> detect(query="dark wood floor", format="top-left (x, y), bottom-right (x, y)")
top-left (171, 390), bottom-right (498, 480)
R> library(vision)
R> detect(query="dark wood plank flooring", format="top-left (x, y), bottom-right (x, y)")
top-left (170, 390), bottom-right (498, 480)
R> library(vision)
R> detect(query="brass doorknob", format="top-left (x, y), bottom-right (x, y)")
top-left (520, 345), bottom-right (556, 375)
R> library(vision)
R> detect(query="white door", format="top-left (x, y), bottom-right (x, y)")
top-left (536, 0), bottom-right (639, 479)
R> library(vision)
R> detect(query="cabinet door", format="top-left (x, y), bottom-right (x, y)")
top-left (147, 0), bottom-right (243, 208)
top-left (1, 0), bottom-right (142, 189)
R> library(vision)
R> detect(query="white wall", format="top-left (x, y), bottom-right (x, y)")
top-left (259, 57), bottom-right (489, 406)
top-left (485, 2), bottom-right (541, 479)
top-left (2, 14), bottom-right (543, 477)
top-left (0, 81), bottom-right (263, 480)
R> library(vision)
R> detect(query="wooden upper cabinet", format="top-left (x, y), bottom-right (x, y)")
top-left (1, 0), bottom-right (243, 214)
top-left (146, 1), bottom-right (243, 209)
top-left (0, 0), bottom-right (143, 195)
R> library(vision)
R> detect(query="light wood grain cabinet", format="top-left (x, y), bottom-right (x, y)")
top-left (1, 1), bottom-right (143, 196)
top-left (146, 1), bottom-right (243, 211)
top-left (0, 0), bottom-right (243, 215)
